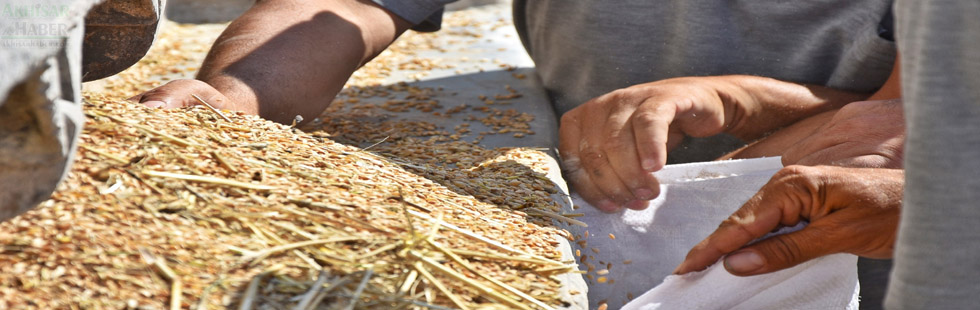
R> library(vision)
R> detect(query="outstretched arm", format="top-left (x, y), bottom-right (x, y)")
top-left (132, 0), bottom-right (413, 124)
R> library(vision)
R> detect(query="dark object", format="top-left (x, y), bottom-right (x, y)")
top-left (877, 6), bottom-right (895, 41)
top-left (82, 0), bottom-right (163, 81)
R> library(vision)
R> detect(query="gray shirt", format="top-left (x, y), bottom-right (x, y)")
top-left (886, 0), bottom-right (980, 308)
top-left (377, 0), bottom-right (898, 163)
top-left (377, 0), bottom-right (897, 115)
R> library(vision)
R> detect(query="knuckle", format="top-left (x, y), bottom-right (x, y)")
top-left (766, 237), bottom-right (806, 266)
top-left (632, 111), bottom-right (663, 128)
top-left (601, 185), bottom-right (634, 202)
top-left (770, 166), bottom-right (822, 195)
top-left (578, 148), bottom-right (610, 170)
top-left (599, 137), bottom-right (631, 153)
top-left (773, 165), bottom-right (813, 180)
top-left (603, 89), bottom-right (630, 102)
top-left (723, 217), bottom-right (757, 240)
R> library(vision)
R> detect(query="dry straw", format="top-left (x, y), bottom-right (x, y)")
top-left (0, 10), bottom-right (578, 310)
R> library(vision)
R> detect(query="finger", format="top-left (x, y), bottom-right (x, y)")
top-left (780, 122), bottom-right (834, 166)
top-left (142, 100), bottom-right (166, 108)
top-left (632, 101), bottom-right (677, 172)
top-left (595, 103), bottom-right (661, 207)
top-left (130, 79), bottom-right (233, 110)
top-left (131, 82), bottom-right (190, 109)
top-left (724, 198), bottom-right (897, 276)
top-left (677, 166), bottom-right (903, 275)
top-left (126, 92), bottom-right (166, 108)
top-left (723, 223), bottom-right (842, 276)
top-left (607, 131), bottom-right (662, 209)
top-left (578, 138), bottom-right (637, 207)
top-left (558, 109), bottom-right (585, 175)
top-left (791, 125), bottom-right (904, 168)
top-left (560, 111), bottom-right (619, 212)
top-left (567, 160), bottom-right (621, 212)
top-left (673, 191), bottom-right (789, 274)
top-left (674, 167), bottom-right (813, 274)
top-left (794, 143), bottom-right (897, 168)
top-left (571, 95), bottom-right (641, 207)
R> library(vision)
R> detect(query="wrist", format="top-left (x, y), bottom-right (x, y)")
top-left (712, 75), bottom-right (861, 140)
top-left (700, 75), bottom-right (762, 139)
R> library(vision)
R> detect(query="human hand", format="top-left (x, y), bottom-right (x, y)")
top-left (782, 99), bottom-right (905, 168)
top-left (129, 79), bottom-right (245, 112)
top-left (559, 77), bottom-right (738, 212)
top-left (673, 165), bottom-right (902, 276)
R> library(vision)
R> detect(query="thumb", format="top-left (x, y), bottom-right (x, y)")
top-left (723, 224), bottom-right (838, 276)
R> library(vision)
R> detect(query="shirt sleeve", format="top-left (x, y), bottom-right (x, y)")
top-left (886, 0), bottom-right (980, 308)
top-left (372, 0), bottom-right (455, 32)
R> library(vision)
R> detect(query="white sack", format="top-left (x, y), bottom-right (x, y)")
top-left (571, 157), bottom-right (859, 309)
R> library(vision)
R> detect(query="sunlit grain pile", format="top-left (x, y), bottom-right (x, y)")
top-left (0, 7), bottom-right (582, 310)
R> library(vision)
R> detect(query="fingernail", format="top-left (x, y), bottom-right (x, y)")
top-left (625, 200), bottom-right (648, 210)
top-left (634, 188), bottom-right (654, 200)
top-left (724, 250), bottom-right (765, 274)
top-left (143, 101), bottom-right (165, 108)
top-left (642, 159), bottom-right (658, 171)
top-left (597, 200), bottom-right (620, 212)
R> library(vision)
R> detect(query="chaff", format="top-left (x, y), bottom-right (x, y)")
top-left (192, 93), bottom-right (233, 122)
top-left (427, 238), bottom-right (555, 310)
top-left (527, 208), bottom-right (588, 227)
top-left (139, 249), bottom-right (182, 310)
top-left (239, 236), bottom-right (370, 264)
top-left (142, 170), bottom-right (276, 191)
top-left (132, 123), bottom-right (198, 147)
top-left (409, 209), bottom-right (563, 266)
top-left (239, 265), bottom-right (283, 310)
top-left (3, 12), bottom-right (577, 310)
top-left (78, 145), bottom-right (129, 164)
top-left (343, 269), bottom-right (374, 310)
top-left (292, 271), bottom-right (330, 310)
top-left (410, 251), bottom-right (530, 310)
top-left (413, 261), bottom-right (470, 310)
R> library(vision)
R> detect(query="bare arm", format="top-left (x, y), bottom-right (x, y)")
top-left (706, 75), bottom-right (869, 141)
top-left (134, 0), bottom-right (413, 124)
top-left (721, 56), bottom-right (904, 167)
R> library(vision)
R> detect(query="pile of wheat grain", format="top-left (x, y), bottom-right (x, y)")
top-left (0, 9), bottom-right (584, 310)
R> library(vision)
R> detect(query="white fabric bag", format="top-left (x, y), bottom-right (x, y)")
top-left (570, 157), bottom-right (859, 309)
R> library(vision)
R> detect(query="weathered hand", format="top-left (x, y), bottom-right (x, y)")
top-left (129, 79), bottom-right (245, 113)
top-left (559, 77), bottom-right (736, 212)
top-left (674, 165), bottom-right (903, 276)
top-left (782, 99), bottom-right (905, 168)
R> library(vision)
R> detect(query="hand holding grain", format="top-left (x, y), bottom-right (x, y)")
top-left (559, 77), bottom-right (736, 212)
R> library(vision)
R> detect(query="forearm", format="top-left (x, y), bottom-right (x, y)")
top-left (196, 0), bottom-right (411, 123)
top-left (706, 75), bottom-right (869, 141)
top-left (868, 56), bottom-right (901, 101)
